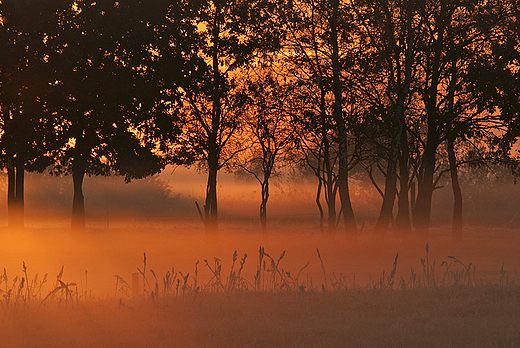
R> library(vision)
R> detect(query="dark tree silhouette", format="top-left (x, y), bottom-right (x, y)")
top-left (280, 0), bottom-right (359, 235)
top-left (330, 0), bottom-right (357, 235)
top-left (236, 70), bottom-right (297, 234)
top-left (47, 1), bottom-right (165, 230)
top-left (174, 0), bottom-right (283, 233)
top-left (0, 0), bottom-right (62, 227)
top-left (350, 0), bottom-right (417, 235)
top-left (412, 0), bottom-right (517, 235)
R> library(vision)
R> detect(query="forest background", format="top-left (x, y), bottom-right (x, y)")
top-left (0, 0), bottom-right (519, 237)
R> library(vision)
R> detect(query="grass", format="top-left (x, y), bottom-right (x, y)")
top-left (1, 243), bottom-right (520, 347)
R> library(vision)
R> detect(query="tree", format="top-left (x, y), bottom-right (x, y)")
top-left (236, 70), bottom-right (296, 234)
top-left (279, 0), bottom-right (359, 235)
top-left (412, 0), bottom-right (516, 235)
top-left (47, 1), bottom-right (165, 230)
top-left (174, 0), bottom-right (283, 233)
top-left (330, 0), bottom-right (357, 234)
top-left (469, 0), bottom-right (520, 232)
top-left (348, 0), bottom-right (418, 235)
top-left (0, 0), bottom-right (62, 227)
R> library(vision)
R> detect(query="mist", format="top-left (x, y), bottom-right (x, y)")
top-left (3, 165), bottom-right (520, 231)
top-left (1, 0), bottom-right (520, 344)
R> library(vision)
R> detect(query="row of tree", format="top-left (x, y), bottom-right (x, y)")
top-left (0, 0), bottom-right (519, 236)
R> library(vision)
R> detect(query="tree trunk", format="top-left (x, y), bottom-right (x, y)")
top-left (414, 138), bottom-right (437, 235)
top-left (316, 178), bottom-right (325, 234)
top-left (326, 184), bottom-right (337, 235)
top-left (319, 84), bottom-right (337, 235)
top-left (447, 133), bottom-right (462, 240)
top-left (204, 2), bottom-right (222, 235)
top-left (7, 155), bottom-right (24, 228)
top-left (410, 181), bottom-right (416, 224)
top-left (331, 0), bottom-right (356, 234)
top-left (205, 155), bottom-right (218, 233)
top-left (7, 158), bottom-right (16, 228)
top-left (72, 159), bottom-right (86, 231)
top-left (374, 1), bottom-right (414, 236)
top-left (15, 158), bottom-right (24, 227)
top-left (374, 137), bottom-right (400, 235)
top-left (414, 1), bottom-right (448, 236)
top-left (395, 128), bottom-right (411, 233)
top-left (260, 180), bottom-right (269, 235)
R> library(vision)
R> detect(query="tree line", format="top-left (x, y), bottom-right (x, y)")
top-left (0, 0), bottom-right (519, 236)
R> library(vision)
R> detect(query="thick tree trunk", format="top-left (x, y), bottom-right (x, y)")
top-left (447, 134), bottom-right (462, 240)
top-left (205, 155), bottom-right (218, 233)
top-left (395, 128), bottom-right (411, 233)
top-left (414, 1), bottom-right (448, 236)
top-left (410, 181), bottom-right (416, 223)
top-left (319, 85), bottom-right (337, 235)
top-left (326, 184), bottom-right (337, 234)
top-left (204, 2), bottom-right (222, 235)
top-left (331, 0), bottom-right (356, 234)
top-left (374, 137), bottom-right (400, 235)
top-left (414, 138), bottom-right (437, 235)
top-left (72, 160), bottom-right (86, 231)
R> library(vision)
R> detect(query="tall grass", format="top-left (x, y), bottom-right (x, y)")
top-left (1, 243), bottom-right (519, 347)
top-left (1, 243), bottom-right (518, 308)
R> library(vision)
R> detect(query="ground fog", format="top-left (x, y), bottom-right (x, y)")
top-left (1, 223), bottom-right (520, 347)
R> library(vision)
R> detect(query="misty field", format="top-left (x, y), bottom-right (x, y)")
top-left (1, 224), bottom-right (520, 347)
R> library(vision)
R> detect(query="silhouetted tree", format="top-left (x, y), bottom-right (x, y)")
top-left (279, 0), bottom-right (359, 235)
top-left (330, 0), bottom-right (358, 235)
top-left (0, 0), bottom-right (62, 227)
top-left (470, 0), bottom-right (520, 231)
top-left (47, 1), bottom-right (165, 230)
top-left (174, 0), bottom-right (283, 233)
top-left (349, 0), bottom-right (417, 235)
top-left (236, 70), bottom-right (297, 234)
top-left (412, 0), bottom-right (517, 235)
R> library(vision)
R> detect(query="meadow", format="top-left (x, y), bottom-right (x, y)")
top-left (1, 222), bottom-right (520, 347)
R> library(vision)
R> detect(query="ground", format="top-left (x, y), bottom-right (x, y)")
top-left (1, 222), bottom-right (519, 347)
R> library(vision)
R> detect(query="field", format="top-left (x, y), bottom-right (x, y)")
top-left (1, 222), bottom-right (520, 347)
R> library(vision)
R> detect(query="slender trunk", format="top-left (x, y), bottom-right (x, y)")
top-left (260, 180), bottom-right (269, 235)
top-left (446, 39), bottom-right (461, 240)
top-left (7, 157), bottom-right (16, 228)
top-left (72, 159), bottom-right (86, 231)
top-left (7, 156), bottom-right (24, 228)
top-left (331, 0), bottom-right (356, 234)
top-left (316, 177), bottom-right (324, 234)
top-left (7, 155), bottom-right (24, 228)
top-left (447, 133), bottom-right (462, 240)
top-left (15, 158), bottom-right (24, 228)
top-left (395, 128), bottom-right (411, 233)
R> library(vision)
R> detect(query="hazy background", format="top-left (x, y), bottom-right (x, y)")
top-left (0, 166), bottom-right (518, 230)
top-left (0, 166), bottom-right (520, 295)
